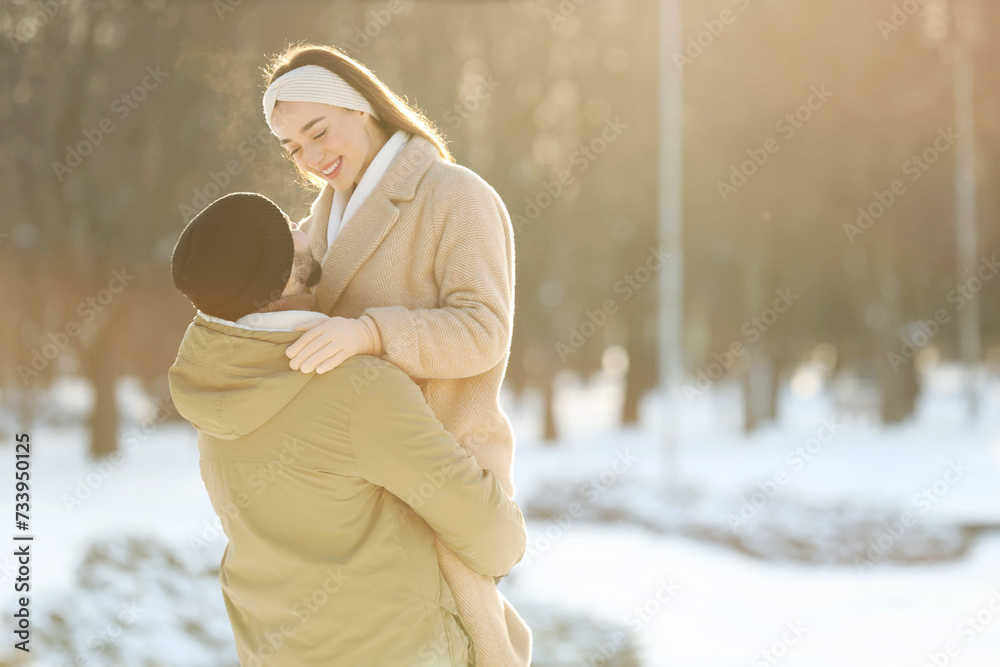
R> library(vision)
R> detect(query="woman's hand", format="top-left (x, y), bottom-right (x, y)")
top-left (286, 315), bottom-right (383, 374)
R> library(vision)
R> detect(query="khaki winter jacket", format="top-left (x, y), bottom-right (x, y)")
top-left (168, 314), bottom-right (527, 666)
top-left (296, 134), bottom-right (531, 665)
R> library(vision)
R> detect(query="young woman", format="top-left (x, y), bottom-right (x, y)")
top-left (262, 44), bottom-right (530, 665)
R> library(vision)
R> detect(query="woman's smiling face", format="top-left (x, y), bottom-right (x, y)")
top-left (270, 100), bottom-right (378, 190)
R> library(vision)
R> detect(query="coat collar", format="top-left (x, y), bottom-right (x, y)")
top-left (306, 134), bottom-right (441, 311)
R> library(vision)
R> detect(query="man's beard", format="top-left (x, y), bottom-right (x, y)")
top-left (305, 258), bottom-right (322, 288)
top-left (292, 251), bottom-right (323, 289)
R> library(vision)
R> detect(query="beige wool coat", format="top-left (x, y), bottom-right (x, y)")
top-left (296, 133), bottom-right (530, 666)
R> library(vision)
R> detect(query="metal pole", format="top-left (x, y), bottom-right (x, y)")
top-left (659, 0), bottom-right (683, 483)
top-left (953, 0), bottom-right (980, 420)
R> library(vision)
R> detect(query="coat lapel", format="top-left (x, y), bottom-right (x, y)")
top-left (310, 135), bottom-right (440, 313)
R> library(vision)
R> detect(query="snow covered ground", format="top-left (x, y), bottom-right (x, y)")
top-left (1, 364), bottom-right (999, 666)
top-left (503, 364), bottom-right (1000, 666)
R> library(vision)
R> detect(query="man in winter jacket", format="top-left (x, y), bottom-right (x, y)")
top-left (167, 192), bottom-right (526, 666)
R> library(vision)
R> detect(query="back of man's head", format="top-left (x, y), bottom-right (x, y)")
top-left (171, 192), bottom-right (294, 321)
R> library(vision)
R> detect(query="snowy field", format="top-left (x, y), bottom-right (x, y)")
top-left (506, 364), bottom-right (1000, 666)
top-left (2, 363), bottom-right (999, 666)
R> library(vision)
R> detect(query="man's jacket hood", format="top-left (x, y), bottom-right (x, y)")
top-left (165, 311), bottom-right (527, 665)
top-left (168, 315), bottom-right (312, 439)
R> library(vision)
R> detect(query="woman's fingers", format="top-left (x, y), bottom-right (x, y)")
top-left (297, 342), bottom-right (344, 374)
top-left (286, 329), bottom-right (322, 359)
top-left (285, 316), bottom-right (365, 373)
top-left (286, 318), bottom-right (334, 358)
top-left (290, 336), bottom-right (340, 371)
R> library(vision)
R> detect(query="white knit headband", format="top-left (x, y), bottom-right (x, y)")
top-left (263, 64), bottom-right (379, 134)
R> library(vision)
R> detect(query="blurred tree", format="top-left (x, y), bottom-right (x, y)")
top-left (1, 0), bottom-right (189, 456)
top-left (2, 0), bottom-right (998, 452)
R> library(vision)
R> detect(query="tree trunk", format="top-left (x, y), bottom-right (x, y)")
top-left (83, 332), bottom-right (119, 459)
top-left (621, 369), bottom-right (642, 426)
top-left (766, 357), bottom-right (781, 422)
top-left (875, 247), bottom-right (919, 425)
top-left (742, 351), bottom-right (775, 433)
top-left (542, 377), bottom-right (558, 443)
top-left (879, 350), bottom-right (919, 424)
top-left (621, 316), bottom-right (655, 427)
top-left (742, 368), bottom-right (756, 434)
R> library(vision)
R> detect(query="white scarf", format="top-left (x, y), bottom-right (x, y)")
top-left (197, 309), bottom-right (322, 333)
top-left (327, 129), bottom-right (411, 248)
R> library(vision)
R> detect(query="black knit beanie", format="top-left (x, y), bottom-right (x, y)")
top-left (171, 192), bottom-right (295, 321)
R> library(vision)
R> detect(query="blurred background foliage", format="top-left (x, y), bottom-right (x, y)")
top-left (1, 0), bottom-right (998, 457)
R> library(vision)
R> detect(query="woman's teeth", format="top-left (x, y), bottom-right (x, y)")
top-left (321, 157), bottom-right (341, 176)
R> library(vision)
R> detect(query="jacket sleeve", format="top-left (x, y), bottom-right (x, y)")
top-left (348, 358), bottom-right (527, 578)
top-left (361, 178), bottom-right (514, 380)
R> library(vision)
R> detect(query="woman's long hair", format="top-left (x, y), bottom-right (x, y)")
top-left (264, 43), bottom-right (454, 187)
